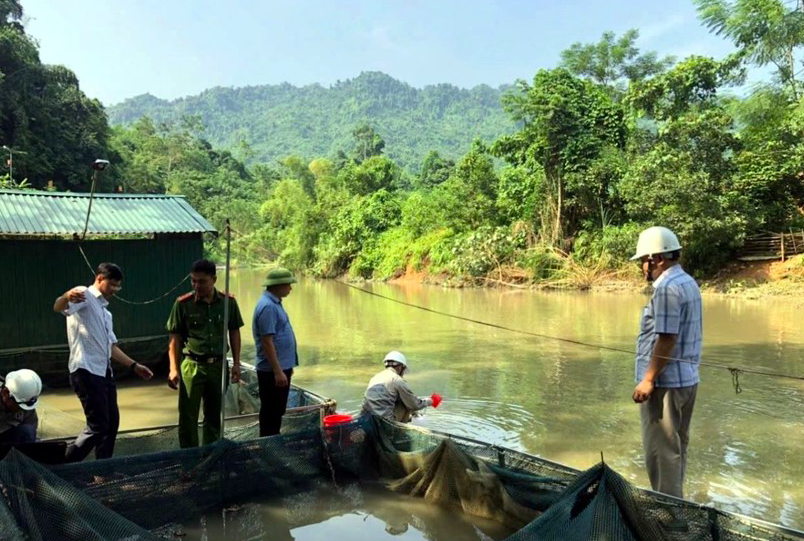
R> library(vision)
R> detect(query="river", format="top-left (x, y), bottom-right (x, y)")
top-left (40, 268), bottom-right (804, 530)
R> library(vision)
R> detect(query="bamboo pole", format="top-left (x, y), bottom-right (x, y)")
top-left (220, 219), bottom-right (232, 438)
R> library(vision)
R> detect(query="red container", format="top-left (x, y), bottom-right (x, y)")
top-left (323, 413), bottom-right (354, 427)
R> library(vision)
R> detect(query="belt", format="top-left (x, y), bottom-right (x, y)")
top-left (185, 353), bottom-right (223, 364)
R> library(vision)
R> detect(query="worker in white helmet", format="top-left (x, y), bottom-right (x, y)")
top-left (0, 369), bottom-right (42, 444)
top-left (631, 226), bottom-right (702, 501)
top-left (360, 351), bottom-right (442, 423)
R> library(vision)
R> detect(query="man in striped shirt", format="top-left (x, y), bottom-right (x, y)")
top-left (631, 227), bottom-right (702, 500)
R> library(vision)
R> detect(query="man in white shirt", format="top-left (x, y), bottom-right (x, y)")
top-left (53, 262), bottom-right (152, 461)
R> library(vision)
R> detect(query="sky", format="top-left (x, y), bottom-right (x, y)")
top-left (23, 0), bottom-right (745, 106)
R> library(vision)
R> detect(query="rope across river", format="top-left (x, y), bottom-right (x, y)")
top-left (72, 175), bottom-right (803, 394)
top-left (335, 280), bottom-right (804, 394)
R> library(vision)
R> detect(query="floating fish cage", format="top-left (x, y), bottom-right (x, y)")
top-left (2, 410), bottom-right (804, 541)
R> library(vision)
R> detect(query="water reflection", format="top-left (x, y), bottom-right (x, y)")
top-left (37, 269), bottom-right (804, 530)
top-left (229, 271), bottom-right (804, 529)
top-left (182, 483), bottom-right (512, 540)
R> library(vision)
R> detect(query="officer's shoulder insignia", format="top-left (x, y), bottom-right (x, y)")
top-left (177, 292), bottom-right (194, 302)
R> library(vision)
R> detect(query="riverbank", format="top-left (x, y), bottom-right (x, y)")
top-left (235, 253), bottom-right (804, 300)
top-left (700, 256), bottom-right (804, 299)
top-left (379, 255), bottom-right (804, 300)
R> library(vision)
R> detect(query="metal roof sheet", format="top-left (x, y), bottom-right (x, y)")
top-left (0, 190), bottom-right (217, 236)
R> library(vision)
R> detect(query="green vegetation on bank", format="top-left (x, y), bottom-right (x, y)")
top-left (2, 0), bottom-right (804, 286)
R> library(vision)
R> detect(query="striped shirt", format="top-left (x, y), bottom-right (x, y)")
top-left (62, 285), bottom-right (118, 377)
top-left (635, 265), bottom-right (702, 388)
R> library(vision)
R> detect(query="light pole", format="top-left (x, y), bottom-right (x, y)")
top-left (2, 145), bottom-right (12, 182)
top-left (81, 159), bottom-right (110, 240)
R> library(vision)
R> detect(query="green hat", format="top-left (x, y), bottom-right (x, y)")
top-left (262, 267), bottom-right (297, 287)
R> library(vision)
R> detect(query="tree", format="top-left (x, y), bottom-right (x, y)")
top-left (338, 155), bottom-right (405, 195)
top-left (316, 189), bottom-right (401, 276)
top-left (416, 150), bottom-right (454, 189)
top-left (493, 69), bottom-right (626, 243)
top-left (626, 55), bottom-right (743, 120)
top-left (0, 4), bottom-right (112, 190)
top-left (258, 178), bottom-right (318, 268)
top-left (351, 122), bottom-right (385, 162)
top-left (731, 91), bottom-right (804, 230)
top-left (695, 0), bottom-right (804, 98)
top-left (0, 0), bottom-right (23, 28)
top-left (441, 140), bottom-right (499, 231)
top-left (560, 29), bottom-right (674, 90)
top-left (279, 155), bottom-right (316, 198)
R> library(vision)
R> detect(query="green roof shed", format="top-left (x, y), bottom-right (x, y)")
top-left (0, 190), bottom-right (217, 382)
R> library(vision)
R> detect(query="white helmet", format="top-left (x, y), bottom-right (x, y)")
top-left (383, 350), bottom-right (408, 369)
top-left (631, 226), bottom-right (682, 261)
top-left (4, 369), bottom-right (42, 410)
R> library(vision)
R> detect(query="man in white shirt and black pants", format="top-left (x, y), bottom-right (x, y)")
top-left (53, 262), bottom-right (153, 461)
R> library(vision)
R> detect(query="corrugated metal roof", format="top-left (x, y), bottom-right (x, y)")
top-left (0, 190), bottom-right (217, 236)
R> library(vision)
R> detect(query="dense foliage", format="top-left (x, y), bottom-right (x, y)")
top-left (106, 72), bottom-right (514, 174)
top-left (3, 0), bottom-right (804, 283)
top-left (0, 0), bottom-right (110, 190)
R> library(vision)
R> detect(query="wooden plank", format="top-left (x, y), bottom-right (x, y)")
top-left (738, 255), bottom-right (783, 261)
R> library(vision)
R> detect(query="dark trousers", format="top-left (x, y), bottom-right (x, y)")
top-left (66, 367), bottom-right (120, 462)
top-left (257, 369), bottom-right (293, 437)
top-left (0, 424), bottom-right (36, 444)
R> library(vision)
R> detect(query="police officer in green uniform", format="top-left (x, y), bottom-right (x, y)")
top-left (166, 259), bottom-right (244, 448)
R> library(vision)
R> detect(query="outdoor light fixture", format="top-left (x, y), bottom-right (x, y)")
top-left (3, 145), bottom-right (12, 182)
top-left (93, 159), bottom-right (110, 171)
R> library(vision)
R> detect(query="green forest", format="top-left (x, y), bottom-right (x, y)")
top-left (106, 72), bottom-right (514, 174)
top-left (2, 0), bottom-right (804, 285)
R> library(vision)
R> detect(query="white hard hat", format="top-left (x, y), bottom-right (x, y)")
top-left (631, 226), bottom-right (682, 261)
top-left (383, 350), bottom-right (408, 368)
top-left (4, 369), bottom-right (42, 410)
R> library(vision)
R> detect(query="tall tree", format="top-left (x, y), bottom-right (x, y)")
top-left (493, 69), bottom-right (626, 243)
top-left (351, 122), bottom-right (385, 163)
top-left (0, 0), bottom-right (111, 189)
top-left (626, 55), bottom-right (743, 120)
top-left (416, 150), bottom-right (454, 189)
top-left (560, 29), bottom-right (674, 90)
top-left (695, 0), bottom-right (804, 98)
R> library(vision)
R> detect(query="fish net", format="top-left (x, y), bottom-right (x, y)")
top-left (36, 365), bottom-right (336, 457)
top-left (0, 416), bottom-right (802, 540)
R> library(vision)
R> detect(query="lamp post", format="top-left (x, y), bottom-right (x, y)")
top-left (2, 145), bottom-right (12, 182)
top-left (81, 159), bottom-right (110, 240)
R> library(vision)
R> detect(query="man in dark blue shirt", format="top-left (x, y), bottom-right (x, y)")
top-left (252, 268), bottom-right (299, 436)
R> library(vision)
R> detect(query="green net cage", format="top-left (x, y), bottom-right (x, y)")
top-left (2, 414), bottom-right (803, 541)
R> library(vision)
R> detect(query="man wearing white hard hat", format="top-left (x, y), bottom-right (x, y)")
top-left (630, 226), bottom-right (702, 500)
top-left (0, 369), bottom-right (42, 444)
top-left (360, 351), bottom-right (442, 423)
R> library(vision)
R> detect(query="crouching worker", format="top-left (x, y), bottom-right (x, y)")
top-left (0, 369), bottom-right (42, 444)
top-left (360, 351), bottom-right (442, 423)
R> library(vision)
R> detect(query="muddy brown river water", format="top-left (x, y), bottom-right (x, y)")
top-left (40, 269), bottom-right (804, 530)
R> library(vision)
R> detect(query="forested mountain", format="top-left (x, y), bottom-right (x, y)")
top-left (5, 0), bottom-right (804, 282)
top-left (105, 72), bottom-right (515, 172)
